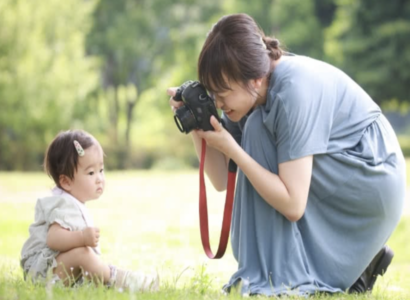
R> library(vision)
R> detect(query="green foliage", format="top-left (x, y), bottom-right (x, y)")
top-left (325, 0), bottom-right (410, 104)
top-left (0, 0), bottom-right (98, 170)
top-left (224, 0), bottom-right (329, 59)
top-left (313, 0), bottom-right (337, 28)
top-left (0, 0), bottom-right (409, 170)
top-left (269, 0), bottom-right (325, 59)
top-left (84, 0), bottom-right (225, 169)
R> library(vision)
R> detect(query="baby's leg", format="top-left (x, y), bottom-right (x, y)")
top-left (54, 246), bottom-right (110, 286)
top-left (53, 247), bottom-right (159, 291)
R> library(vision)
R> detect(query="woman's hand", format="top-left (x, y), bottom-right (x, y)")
top-left (167, 87), bottom-right (183, 113)
top-left (167, 87), bottom-right (230, 190)
top-left (167, 86), bottom-right (203, 139)
top-left (196, 115), bottom-right (238, 159)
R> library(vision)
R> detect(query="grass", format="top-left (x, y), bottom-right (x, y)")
top-left (0, 162), bottom-right (409, 299)
top-left (398, 135), bottom-right (410, 158)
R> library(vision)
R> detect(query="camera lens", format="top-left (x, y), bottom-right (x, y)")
top-left (174, 105), bottom-right (197, 134)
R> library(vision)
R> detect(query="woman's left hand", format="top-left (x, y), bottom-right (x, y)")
top-left (195, 116), bottom-right (238, 158)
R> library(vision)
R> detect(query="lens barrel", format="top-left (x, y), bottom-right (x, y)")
top-left (174, 105), bottom-right (197, 134)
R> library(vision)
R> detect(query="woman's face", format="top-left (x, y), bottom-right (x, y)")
top-left (211, 79), bottom-right (262, 122)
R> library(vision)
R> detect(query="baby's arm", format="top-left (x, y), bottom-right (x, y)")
top-left (47, 223), bottom-right (100, 252)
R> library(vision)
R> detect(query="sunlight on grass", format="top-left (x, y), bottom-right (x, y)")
top-left (0, 170), bottom-right (409, 299)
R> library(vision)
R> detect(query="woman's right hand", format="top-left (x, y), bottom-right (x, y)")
top-left (167, 87), bottom-right (184, 113)
top-left (167, 86), bottom-right (202, 139)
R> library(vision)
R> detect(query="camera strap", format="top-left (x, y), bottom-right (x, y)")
top-left (199, 139), bottom-right (236, 259)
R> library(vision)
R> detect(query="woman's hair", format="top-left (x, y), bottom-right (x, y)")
top-left (198, 13), bottom-right (283, 94)
top-left (44, 129), bottom-right (97, 187)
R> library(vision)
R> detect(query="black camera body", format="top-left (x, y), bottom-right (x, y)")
top-left (173, 80), bottom-right (220, 134)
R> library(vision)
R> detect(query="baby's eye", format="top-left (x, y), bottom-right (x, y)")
top-left (88, 171), bottom-right (95, 176)
top-left (100, 168), bottom-right (104, 173)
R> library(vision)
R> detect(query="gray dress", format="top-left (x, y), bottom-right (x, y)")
top-left (222, 55), bottom-right (406, 296)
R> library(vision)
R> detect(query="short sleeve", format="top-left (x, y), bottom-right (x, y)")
top-left (263, 88), bottom-right (333, 163)
top-left (38, 196), bottom-right (84, 231)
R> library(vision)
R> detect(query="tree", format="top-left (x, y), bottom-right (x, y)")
top-left (257, 0), bottom-right (324, 58)
top-left (225, 0), bottom-right (328, 59)
top-left (313, 0), bottom-right (337, 28)
top-left (0, 0), bottom-right (98, 170)
top-left (86, 0), bottom-right (224, 168)
top-left (325, 0), bottom-right (410, 104)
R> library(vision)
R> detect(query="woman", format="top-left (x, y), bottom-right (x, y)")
top-left (168, 13), bottom-right (405, 296)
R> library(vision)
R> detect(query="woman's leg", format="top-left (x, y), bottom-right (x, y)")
top-left (226, 110), bottom-right (325, 295)
top-left (54, 246), bottom-right (110, 286)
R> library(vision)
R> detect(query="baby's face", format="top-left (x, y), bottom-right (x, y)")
top-left (70, 144), bottom-right (105, 203)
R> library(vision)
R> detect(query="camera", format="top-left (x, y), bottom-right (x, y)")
top-left (173, 80), bottom-right (221, 134)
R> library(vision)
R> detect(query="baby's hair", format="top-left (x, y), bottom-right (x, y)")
top-left (44, 130), bottom-right (98, 188)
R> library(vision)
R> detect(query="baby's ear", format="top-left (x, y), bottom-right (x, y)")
top-left (59, 175), bottom-right (72, 191)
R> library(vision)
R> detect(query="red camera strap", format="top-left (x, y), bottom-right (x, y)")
top-left (199, 139), bottom-right (236, 259)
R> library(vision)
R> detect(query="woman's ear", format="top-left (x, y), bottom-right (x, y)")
top-left (59, 175), bottom-right (72, 191)
top-left (251, 78), bottom-right (263, 89)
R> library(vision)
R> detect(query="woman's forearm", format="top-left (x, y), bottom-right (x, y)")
top-left (191, 132), bottom-right (229, 191)
top-left (47, 223), bottom-right (85, 252)
top-left (228, 142), bottom-right (309, 221)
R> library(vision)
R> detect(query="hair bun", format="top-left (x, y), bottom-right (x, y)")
top-left (264, 37), bottom-right (280, 50)
top-left (262, 37), bottom-right (282, 60)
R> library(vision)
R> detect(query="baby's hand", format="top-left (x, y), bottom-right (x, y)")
top-left (82, 227), bottom-right (100, 247)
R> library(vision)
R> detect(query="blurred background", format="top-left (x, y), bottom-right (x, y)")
top-left (1, 0), bottom-right (409, 171)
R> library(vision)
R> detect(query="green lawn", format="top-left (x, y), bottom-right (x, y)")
top-left (0, 165), bottom-right (409, 299)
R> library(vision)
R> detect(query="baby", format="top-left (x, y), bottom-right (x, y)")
top-left (20, 129), bottom-right (158, 291)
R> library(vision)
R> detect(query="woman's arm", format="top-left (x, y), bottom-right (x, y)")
top-left (232, 144), bottom-right (312, 222)
top-left (168, 87), bottom-right (229, 191)
top-left (191, 131), bottom-right (229, 191)
top-left (47, 223), bottom-right (100, 252)
top-left (198, 116), bottom-right (313, 222)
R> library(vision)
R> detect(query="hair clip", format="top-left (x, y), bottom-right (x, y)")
top-left (73, 140), bottom-right (85, 157)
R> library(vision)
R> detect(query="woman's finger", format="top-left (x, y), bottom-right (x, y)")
top-left (167, 87), bottom-right (178, 97)
top-left (210, 115), bottom-right (223, 132)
